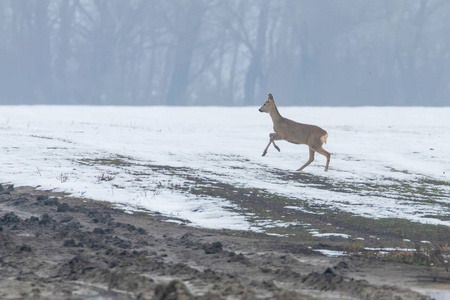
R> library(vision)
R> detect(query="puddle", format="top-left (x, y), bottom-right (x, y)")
top-left (417, 288), bottom-right (450, 300)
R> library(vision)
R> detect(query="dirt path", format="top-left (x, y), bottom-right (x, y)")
top-left (0, 184), bottom-right (449, 299)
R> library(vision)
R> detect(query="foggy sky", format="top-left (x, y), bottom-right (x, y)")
top-left (1, 0), bottom-right (449, 106)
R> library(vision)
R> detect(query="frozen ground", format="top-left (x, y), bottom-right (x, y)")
top-left (1, 106), bottom-right (449, 232)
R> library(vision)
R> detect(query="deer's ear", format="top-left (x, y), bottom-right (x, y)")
top-left (268, 93), bottom-right (274, 100)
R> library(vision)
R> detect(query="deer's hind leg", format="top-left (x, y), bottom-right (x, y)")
top-left (262, 133), bottom-right (281, 156)
top-left (315, 146), bottom-right (331, 172)
top-left (297, 147), bottom-right (315, 171)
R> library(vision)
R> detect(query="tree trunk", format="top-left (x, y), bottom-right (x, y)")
top-left (243, 1), bottom-right (268, 105)
top-left (166, 2), bottom-right (206, 105)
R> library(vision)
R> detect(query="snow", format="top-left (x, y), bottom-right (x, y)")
top-left (310, 231), bottom-right (351, 239)
top-left (313, 249), bottom-right (348, 257)
top-left (1, 106), bottom-right (449, 232)
top-left (364, 247), bottom-right (416, 252)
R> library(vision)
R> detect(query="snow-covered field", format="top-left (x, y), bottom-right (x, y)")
top-left (1, 106), bottom-right (449, 231)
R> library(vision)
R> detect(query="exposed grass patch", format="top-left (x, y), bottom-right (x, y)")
top-left (276, 167), bottom-right (450, 206)
top-left (97, 173), bottom-right (116, 182)
top-left (323, 212), bottom-right (450, 245)
top-left (335, 180), bottom-right (447, 201)
top-left (264, 225), bottom-right (313, 238)
top-left (139, 164), bottom-right (450, 246)
top-left (385, 244), bottom-right (447, 267)
top-left (80, 157), bottom-right (132, 167)
top-left (166, 172), bottom-right (450, 247)
top-left (420, 178), bottom-right (450, 187)
top-left (71, 156), bottom-right (450, 251)
top-left (345, 242), bottom-right (365, 253)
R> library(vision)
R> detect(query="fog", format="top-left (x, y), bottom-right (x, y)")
top-left (1, 0), bottom-right (449, 106)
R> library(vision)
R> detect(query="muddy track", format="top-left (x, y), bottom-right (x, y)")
top-left (138, 163), bottom-right (450, 246)
top-left (0, 184), bottom-right (448, 299)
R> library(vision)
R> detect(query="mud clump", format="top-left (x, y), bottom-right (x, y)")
top-left (111, 236), bottom-right (132, 249)
top-left (0, 212), bottom-right (21, 225)
top-left (0, 184), bottom-right (14, 194)
top-left (228, 252), bottom-right (250, 265)
top-left (60, 215), bottom-right (74, 223)
top-left (154, 280), bottom-right (194, 300)
top-left (88, 211), bottom-right (112, 224)
top-left (63, 239), bottom-right (83, 248)
top-left (38, 213), bottom-right (54, 226)
top-left (43, 198), bottom-right (60, 206)
top-left (57, 202), bottom-right (70, 212)
top-left (59, 254), bottom-right (96, 280)
top-left (302, 267), bottom-right (346, 291)
top-left (93, 227), bottom-right (105, 234)
top-left (24, 216), bottom-right (39, 225)
top-left (153, 280), bottom-right (223, 300)
top-left (19, 244), bottom-right (32, 252)
top-left (202, 241), bottom-right (223, 254)
top-left (36, 195), bottom-right (48, 202)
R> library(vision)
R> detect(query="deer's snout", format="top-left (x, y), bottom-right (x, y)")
top-left (259, 108), bottom-right (263, 112)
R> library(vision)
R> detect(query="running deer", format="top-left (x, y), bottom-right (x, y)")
top-left (259, 93), bottom-right (331, 172)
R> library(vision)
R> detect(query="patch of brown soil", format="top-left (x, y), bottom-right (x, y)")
top-left (0, 184), bottom-right (447, 299)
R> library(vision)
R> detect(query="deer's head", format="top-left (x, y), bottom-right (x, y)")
top-left (259, 93), bottom-right (275, 113)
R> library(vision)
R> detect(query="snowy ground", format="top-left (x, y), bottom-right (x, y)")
top-left (1, 106), bottom-right (449, 232)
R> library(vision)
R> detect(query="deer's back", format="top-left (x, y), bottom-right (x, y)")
top-left (274, 118), bottom-right (326, 145)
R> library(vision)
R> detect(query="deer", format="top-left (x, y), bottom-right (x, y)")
top-left (259, 93), bottom-right (331, 172)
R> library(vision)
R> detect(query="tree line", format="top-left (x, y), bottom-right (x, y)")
top-left (1, 0), bottom-right (449, 106)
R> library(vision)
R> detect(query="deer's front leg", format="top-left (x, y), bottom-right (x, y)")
top-left (270, 133), bottom-right (281, 152)
top-left (262, 133), bottom-right (281, 156)
top-left (262, 140), bottom-right (272, 156)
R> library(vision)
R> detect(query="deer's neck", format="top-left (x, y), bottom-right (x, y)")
top-left (269, 105), bottom-right (283, 123)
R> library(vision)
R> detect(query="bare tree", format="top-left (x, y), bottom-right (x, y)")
top-left (1, 0), bottom-right (450, 106)
top-left (165, 0), bottom-right (207, 105)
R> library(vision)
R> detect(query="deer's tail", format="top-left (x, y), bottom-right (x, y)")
top-left (320, 132), bottom-right (328, 145)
